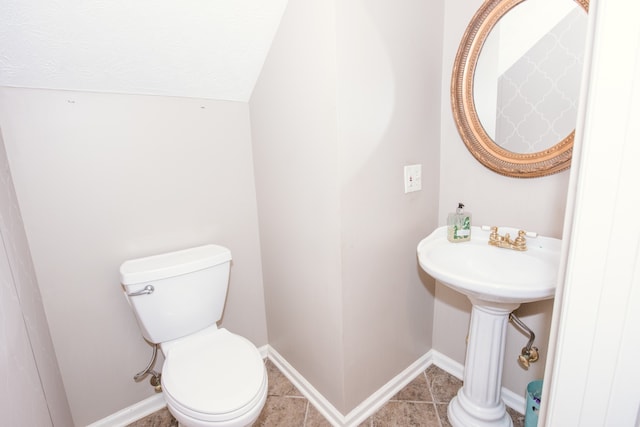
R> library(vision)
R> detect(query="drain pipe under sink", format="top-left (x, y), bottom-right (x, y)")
top-left (509, 312), bottom-right (539, 369)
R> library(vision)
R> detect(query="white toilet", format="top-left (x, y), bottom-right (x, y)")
top-left (120, 244), bottom-right (268, 427)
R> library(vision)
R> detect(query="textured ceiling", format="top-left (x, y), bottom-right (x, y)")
top-left (0, 0), bottom-right (288, 102)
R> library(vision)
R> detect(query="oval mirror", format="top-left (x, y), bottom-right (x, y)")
top-left (451, 0), bottom-right (589, 178)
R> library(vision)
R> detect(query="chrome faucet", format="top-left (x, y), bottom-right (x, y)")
top-left (488, 226), bottom-right (527, 251)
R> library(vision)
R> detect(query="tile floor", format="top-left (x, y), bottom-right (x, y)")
top-left (128, 359), bottom-right (524, 427)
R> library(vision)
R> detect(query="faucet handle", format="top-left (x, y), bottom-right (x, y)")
top-left (513, 230), bottom-right (527, 250)
top-left (489, 226), bottom-right (500, 240)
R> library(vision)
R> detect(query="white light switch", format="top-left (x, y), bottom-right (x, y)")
top-left (404, 164), bottom-right (422, 193)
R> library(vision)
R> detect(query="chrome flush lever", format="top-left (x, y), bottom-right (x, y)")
top-left (127, 285), bottom-right (154, 297)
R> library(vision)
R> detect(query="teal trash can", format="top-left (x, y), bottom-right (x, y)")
top-left (525, 380), bottom-right (543, 427)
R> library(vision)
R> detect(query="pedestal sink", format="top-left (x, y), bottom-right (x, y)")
top-left (417, 226), bottom-right (561, 427)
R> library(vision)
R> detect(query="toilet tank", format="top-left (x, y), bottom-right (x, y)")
top-left (120, 244), bottom-right (232, 344)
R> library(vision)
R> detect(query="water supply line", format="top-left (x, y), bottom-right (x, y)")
top-left (509, 312), bottom-right (539, 369)
top-left (134, 343), bottom-right (162, 392)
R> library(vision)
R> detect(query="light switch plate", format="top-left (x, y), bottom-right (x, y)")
top-left (404, 164), bottom-right (422, 193)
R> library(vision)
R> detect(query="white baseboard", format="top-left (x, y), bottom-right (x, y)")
top-left (266, 347), bottom-right (347, 426)
top-left (93, 345), bottom-right (525, 426)
top-left (86, 393), bottom-right (166, 427)
top-left (341, 351), bottom-right (434, 426)
top-left (257, 343), bottom-right (269, 359)
top-left (267, 347), bottom-right (433, 427)
top-left (502, 386), bottom-right (526, 415)
top-left (431, 349), bottom-right (464, 380)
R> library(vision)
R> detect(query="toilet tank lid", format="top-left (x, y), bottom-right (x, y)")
top-left (120, 244), bottom-right (231, 285)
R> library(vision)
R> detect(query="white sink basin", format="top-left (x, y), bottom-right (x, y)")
top-left (417, 225), bottom-right (562, 426)
top-left (417, 225), bottom-right (561, 304)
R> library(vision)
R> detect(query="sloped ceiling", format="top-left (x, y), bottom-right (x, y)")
top-left (0, 0), bottom-right (288, 102)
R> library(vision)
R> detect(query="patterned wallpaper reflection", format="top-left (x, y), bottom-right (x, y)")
top-left (495, 8), bottom-right (587, 153)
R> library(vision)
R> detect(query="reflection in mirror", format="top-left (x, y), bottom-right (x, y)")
top-left (475, 0), bottom-right (588, 154)
top-left (451, 0), bottom-right (589, 178)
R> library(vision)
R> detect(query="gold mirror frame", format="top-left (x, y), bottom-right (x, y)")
top-left (451, 0), bottom-right (589, 178)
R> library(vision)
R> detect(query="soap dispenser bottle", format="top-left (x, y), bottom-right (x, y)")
top-left (447, 203), bottom-right (471, 242)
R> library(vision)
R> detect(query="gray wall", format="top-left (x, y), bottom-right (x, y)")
top-left (250, 0), bottom-right (442, 414)
top-left (0, 89), bottom-right (268, 425)
top-left (0, 129), bottom-right (73, 426)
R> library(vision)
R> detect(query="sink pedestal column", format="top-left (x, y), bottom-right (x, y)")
top-left (448, 298), bottom-right (520, 427)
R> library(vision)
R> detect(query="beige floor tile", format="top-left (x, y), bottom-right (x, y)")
top-left (508, 406), bottom-right (525, 427)
top-left (372, 401), bottom-right (440, 426)
top-left (435, 403), bottom-right (452, 427)
top-left (304, 403), bottom-right (334, 427)
top-left (126, 407), bottom-right (177, 427)
top-left (265, 359), bottom-right (303, 397)
top-left (392, 372), bottom-right (433, 403)
top-left (425, 365), bottom-right (462, 404)
top-left (252, 395), bottom-right (307, 426)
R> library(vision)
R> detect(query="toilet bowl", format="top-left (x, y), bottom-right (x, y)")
top-left (119, 244), bottom-right (268, 427)
top-left (161, 327), bottom-right (267, 427)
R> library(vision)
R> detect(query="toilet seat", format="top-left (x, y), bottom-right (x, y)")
top-left (161, 328), bottom-right (267, 425)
